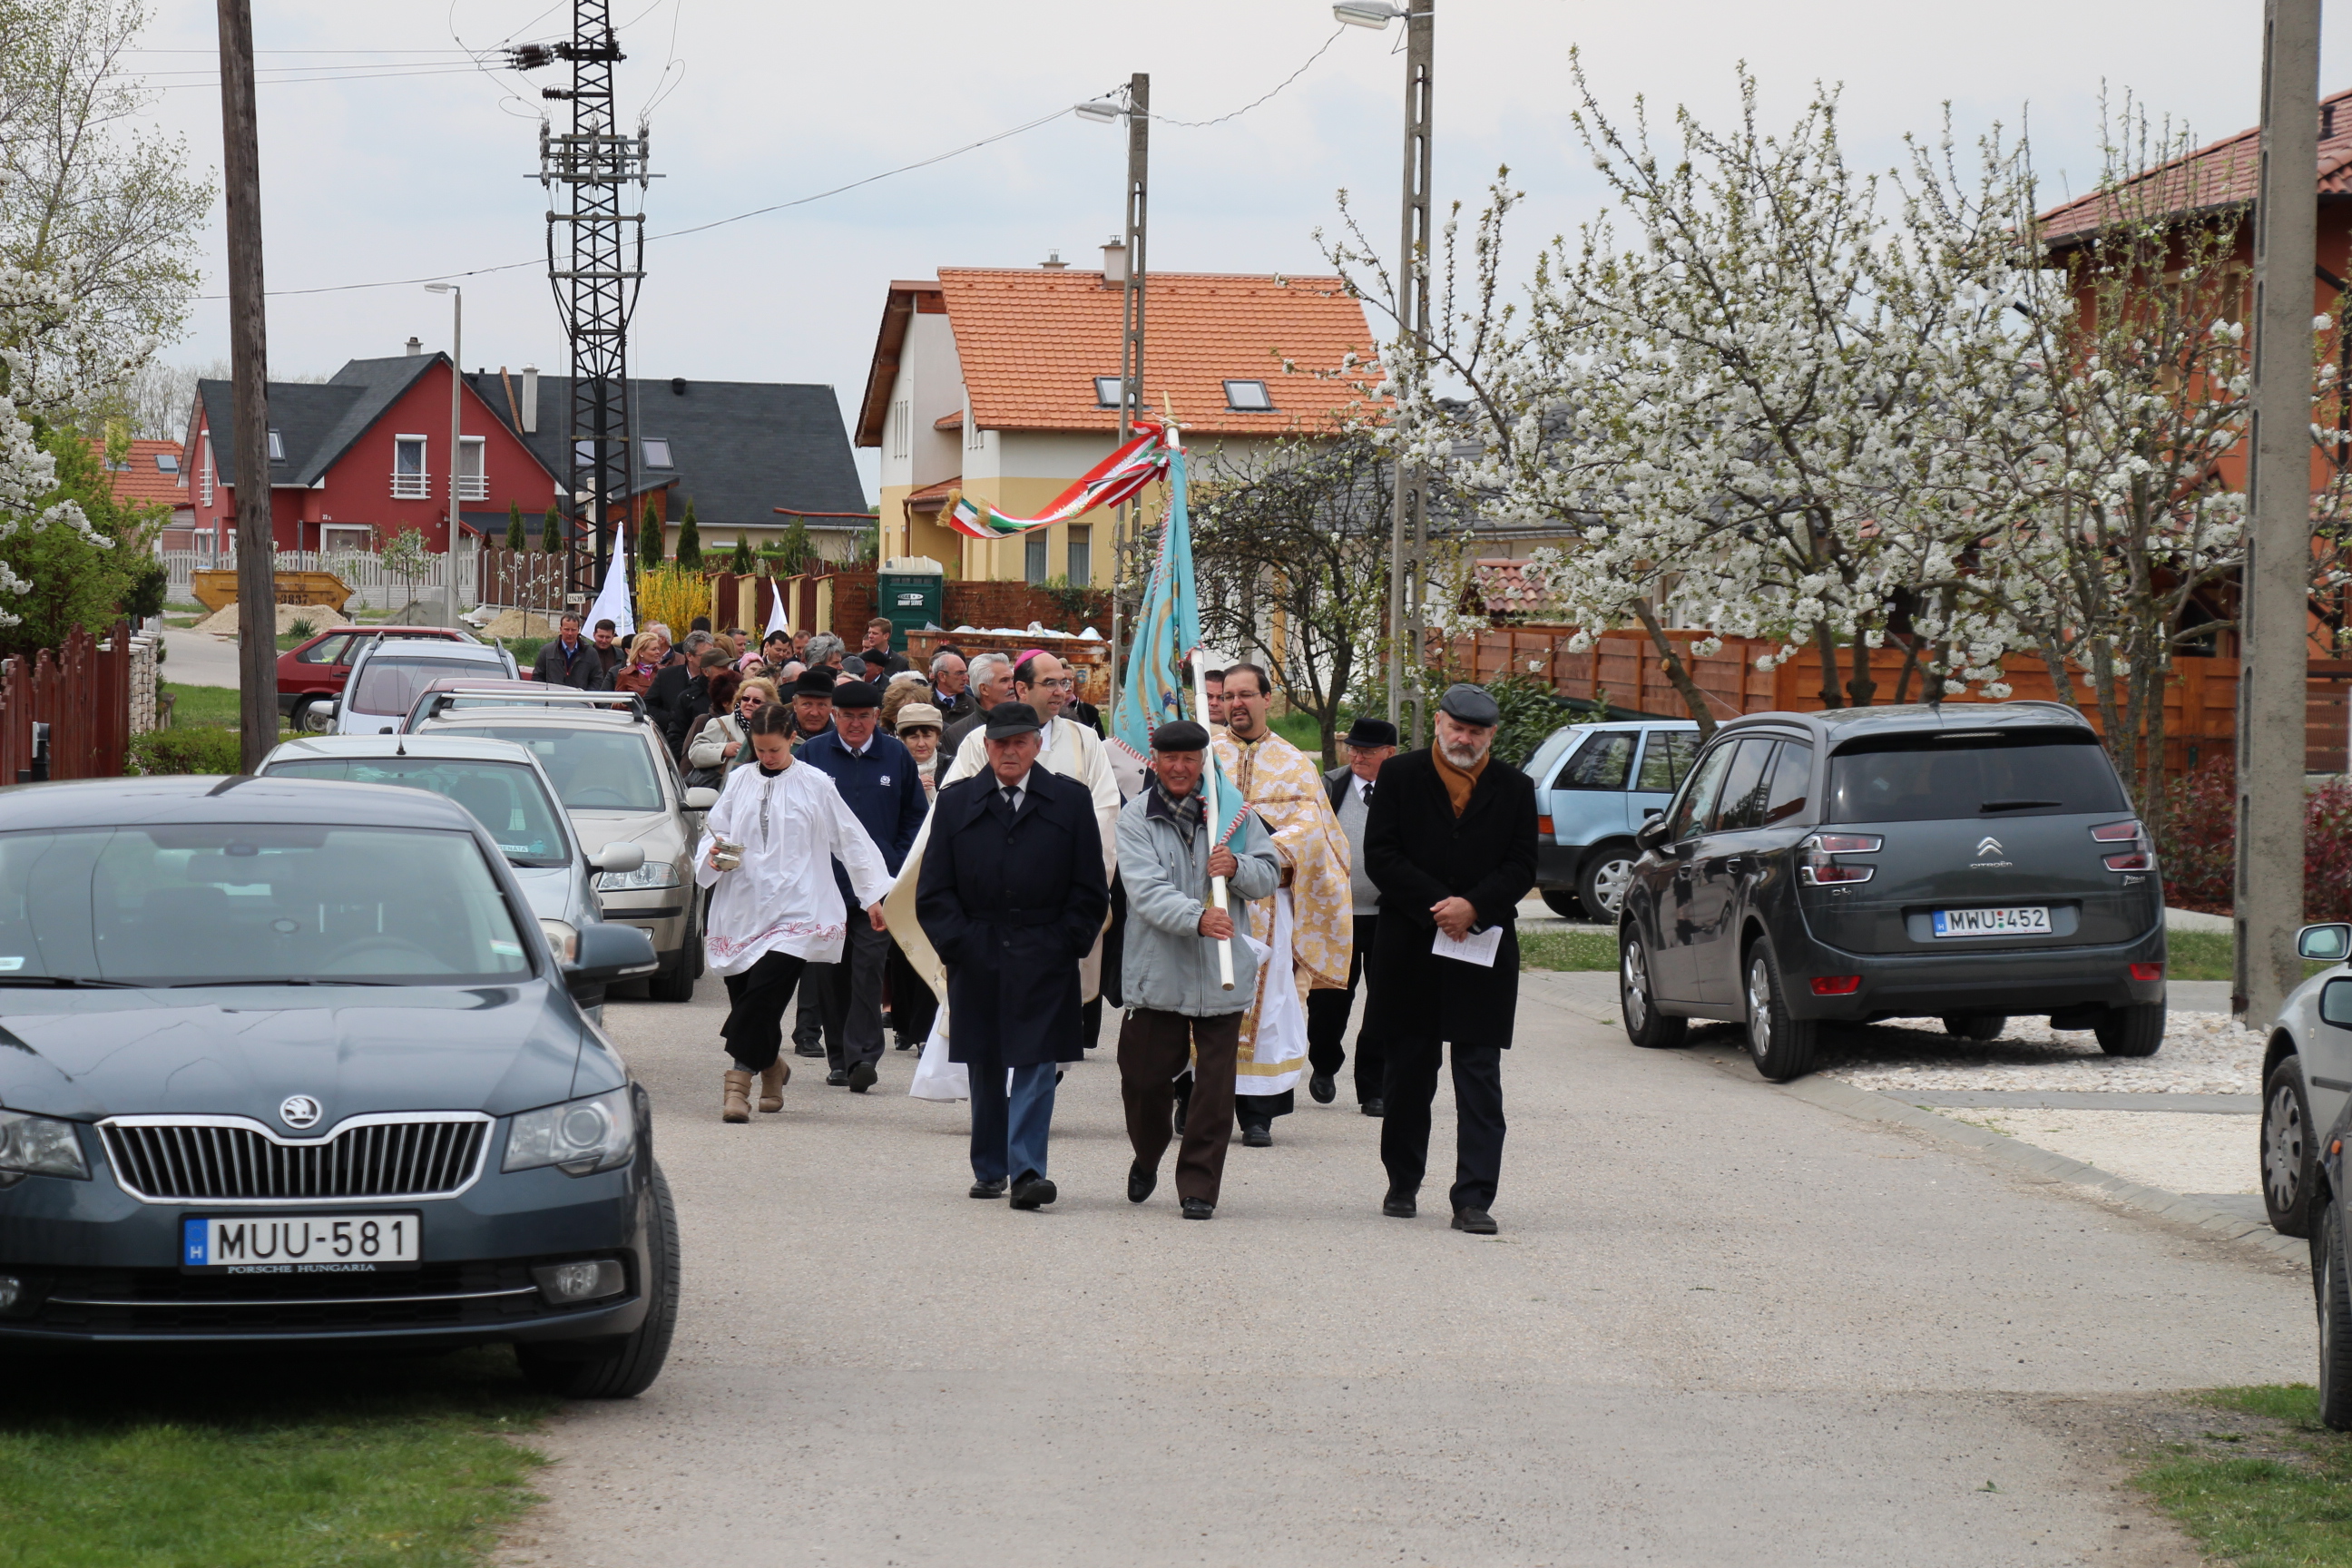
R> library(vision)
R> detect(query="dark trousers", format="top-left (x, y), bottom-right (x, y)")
top-left (792, 965), bottom-right (828, 1055)
top-left (720, 950), bottom-right (808, 1073)
top-left (886, 938), bottom-right (936, 1048)
top-left (1306, 913), bottom-right (1383, 1102)
top-left (1379, 1034), bottom-right (1505, 1213)
top-left (1120, 1008), bottom-right (1240, 1205)
top-left (820, 918), bottom-right (890, 1071)
top-left (969, 1059), bottom-right (1058, 1184)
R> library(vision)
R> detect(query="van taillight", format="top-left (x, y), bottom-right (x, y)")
top-left (2091, 820), bottom-right (2143, 843)
top-left (2103, 851), bottom-right (2154, 872)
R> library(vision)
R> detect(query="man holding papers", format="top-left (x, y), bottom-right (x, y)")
top-left (1362, 683), bottom-right (1539, 1236)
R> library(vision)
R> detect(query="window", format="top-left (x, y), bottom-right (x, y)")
top-left (153, 453), bottom-right (179, 474)
top-left (291, 632), bottom-right (358, 666)
top-left (1551, 730), bottom-right (1634, 791)
top-left (641, 437), bottom-right (672, 469)
top-left (1708, 739), bottom-right (1778, 833)
top-left (267, 427), bottom-right (285, 462)
top-left (350, 655), bottom-right (487, 718)
top-left (1824, 730), bottom-right (2126, 824)
top-left (456, 436), bottom-right (486, 500)
top-left (1094, 376), bottom-right (1124, 408)
top-left (1667, 741), bottom-right (1737, 841)
top-left (1066, 524), bottom-right (1091, 586)
top-left (199, 439), bottom-right (214, 505)
top-left (1634, 730), bottom-right (1699, 793)
top-left (464, 725), bottom-right (665, 813)
top-left (392, 436), bottom-right (427, 499)
top-left (1024, 529), bottom-right (1048, 585)
top-left (320, 524), bottom-right (372, 554)
top-left (888, 398), bottom-right (910, 460)
top-left (1761, 743), bottom-right (1813, 826)
top-left (1222, 379), bottom-right (1272, 411)
top-left (260, 758), bottom-right (569, 867)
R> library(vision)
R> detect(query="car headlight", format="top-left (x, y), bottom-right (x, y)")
top-left (0, 1108), bottom-right (88, 1181)
top-left (503, 1087), bottom-right (634, 1176)
top-left (595, 862), bottom-right (680, 891)
top-left (539, 918), bottom-right (580, 964)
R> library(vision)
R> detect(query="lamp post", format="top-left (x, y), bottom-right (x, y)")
top-left (425, 283), bottom-right (463, 628)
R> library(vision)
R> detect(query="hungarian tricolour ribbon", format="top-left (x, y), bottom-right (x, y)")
top-left (942, 420), bottom-right (1171, 539)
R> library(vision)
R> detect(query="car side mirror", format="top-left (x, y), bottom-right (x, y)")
top-left (588, 841), bottom-right (644, 875)
top-left (564, 922), bottom-right (658, 988)
top-left (1634, 811), bottom-right (1669, 853)
top-left (2302, 924), bottom-right (2352, 962)
top-left (682, 787), bottom-right (719, 811)
top-left (2322, 976), bottom-right (2352, 1029)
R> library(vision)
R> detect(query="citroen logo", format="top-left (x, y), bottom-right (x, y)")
top-left (278, 1094), bottom-right (322, 1131)
top-left (1976, 836), bottom-right (2004, 858)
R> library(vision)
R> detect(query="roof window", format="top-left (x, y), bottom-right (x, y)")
top-left (154, 453), bottom-right (179, 473)
top-left (267, 427), bottom-right (285, 461)
top-left (642, 437), bottom-right (673, 469)
top-left (1223, 379), bottom-right (1272, 412)
top-left (1094, 376), bottom-right (1125, 408)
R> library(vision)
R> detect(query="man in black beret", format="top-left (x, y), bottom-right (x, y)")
top-left (1363, 683), bottom-right (1537, 1236)
top-left (1310, 715), bottom-right (1401, 1113)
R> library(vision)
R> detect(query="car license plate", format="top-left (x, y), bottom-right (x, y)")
top-left (181, 1212), bottom-right (421, 1274)
top-left (1931, 906), bottom-right (2052, 938)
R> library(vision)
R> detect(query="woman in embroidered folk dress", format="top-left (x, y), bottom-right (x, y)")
top-left (696, 704), bottom-right (897, 1122)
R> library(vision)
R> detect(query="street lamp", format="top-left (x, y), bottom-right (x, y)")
top-left (1073, 98), bottom-right (1122, 123)
top-left (425, 282), bottom-right (462, 628)
top-left (1332, 1), bottom-right (1406, 24)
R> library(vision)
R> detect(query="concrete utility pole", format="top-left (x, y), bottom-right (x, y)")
top-left (1110, 73), bottom-right (1147, 716)
top-left (214, 0), bottom-right (277, 769)
top-left (2236, 0), bottom-right (2321, 1024)
top-left (1383, 0), bottom-right (1433, 743)
top-left (427, 284), bottom-right (464, 627)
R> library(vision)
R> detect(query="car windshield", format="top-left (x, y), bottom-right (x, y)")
top-left (456, 725), bottom-right (663, 812)
top-left (260, 759), bottom-right (569, 867)
top-left (351, 657), bottom-right (499, 717)
top-left (0, 824), bottom-right (533, 985)
top-left (1825, 730), bottom-right (2127, 823)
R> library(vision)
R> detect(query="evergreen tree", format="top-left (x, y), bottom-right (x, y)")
top-left (730, 534), bottom-right (755, 573)
top-left (638, 499), bottom-right (664, 568)
top-left (541, 505), bottom-right (564, 552)
top-left (505, 500), bottom-right (525, 552)
top-left (675, 497), bottom-right (702, 570)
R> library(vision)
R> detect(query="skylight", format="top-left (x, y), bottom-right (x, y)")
top-left (1223, 379), bottom-right (1272, 412)
top-left (1093, 376), bottom-right (1124, 408)
top-left (642, 437), bottom-right (673, 469)
top-left (154, 453), bottom-right (179, 473)
top-left (267, 427), bottom-right (285, 460)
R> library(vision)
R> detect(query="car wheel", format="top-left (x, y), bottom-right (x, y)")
top-left (1578, 845), bottom-right (1638, 922)
top-left (2093, 1002), bottom-right (2164, 1057)
top-left (1541, 888), bottom-right (1583, 920)
top-left (1744, 940), bottom-right (1818, 1082)
top-left (2318, 1196), bottom-right (2352, 1430)
top-left (647, 904), bottom-right (698, 1004)
top-left (1620, 926), bottom-right (1686, 1050)
top-left (1941, 1013), bottom-right (2007, 1042)
top-left (517, 1162), bottom-right (681, 1400)
top-left (2266, 1055), bottom-right (2318, 1238)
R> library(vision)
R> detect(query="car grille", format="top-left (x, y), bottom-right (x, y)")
top-left (99, 1116), bottom-right (489, 1203)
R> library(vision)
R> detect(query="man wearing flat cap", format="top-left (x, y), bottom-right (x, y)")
top-left (1311, 716), bottom-right (1399, 1114)
top-left (1362, 683), bottom-right (1538, 1236)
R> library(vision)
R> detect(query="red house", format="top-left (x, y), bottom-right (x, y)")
top-left (181, 351), bottom-right (559, 554)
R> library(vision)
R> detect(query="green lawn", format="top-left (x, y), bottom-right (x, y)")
top-left (1520, 928), bottom-right (1620, 972)
top-left (1271, 710), bottom-right (1325, 753)
top-left (2169, 929), bottom-right (2230, 982)
top-left (160, 682), bottom-right (241, 729)
top-left (2136, 1386), bottom-right (2352, 1567)
top-left (0, 1347), bottom-right (552, 1566)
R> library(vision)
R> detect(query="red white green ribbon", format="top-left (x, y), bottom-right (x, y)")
top-left (943, 421), bottom-right (1172, 539)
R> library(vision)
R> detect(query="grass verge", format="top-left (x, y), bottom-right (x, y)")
top-left (1520, 928), bottom-right (1620, 972)
top-left (0, 1346), bottom-right (553, 1566)
top-left (2135, 1385), bottom-right (2352, 1566)
top-left (160, 682), bottom-right (241, 729)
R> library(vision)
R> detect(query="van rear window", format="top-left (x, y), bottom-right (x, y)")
top-left (1825, 730), bottom-right (2125, 823)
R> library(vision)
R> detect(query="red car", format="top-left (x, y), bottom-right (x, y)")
top-left (276, 625), bottom-right (473, 730)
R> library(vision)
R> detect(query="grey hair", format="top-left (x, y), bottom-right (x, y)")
top-left (967, 652), bottom-right (1013, 686)
top-left (681, 630), bottom-right (714, 653)
top-left (804, 632), bottom-right (845, 665)
top-left (929, 650), bottom-right (965, 677)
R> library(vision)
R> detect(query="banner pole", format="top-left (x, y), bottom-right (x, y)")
top-left (1191, 648), bottom-right (1236, 990)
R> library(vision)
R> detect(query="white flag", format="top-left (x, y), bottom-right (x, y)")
top-left (585, 514), bottom-right (633, 636)
top-left (764, 577), bottom-right (789, 640)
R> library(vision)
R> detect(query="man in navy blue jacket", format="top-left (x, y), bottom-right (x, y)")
top-left (801, 681), bottom-right (928, 1091)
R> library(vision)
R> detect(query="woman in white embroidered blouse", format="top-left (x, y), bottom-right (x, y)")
top-left (695, 704), bottom-right (897, 1122)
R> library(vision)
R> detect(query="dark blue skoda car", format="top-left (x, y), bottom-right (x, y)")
top-left (0, 775), bottom-right (676, 1396)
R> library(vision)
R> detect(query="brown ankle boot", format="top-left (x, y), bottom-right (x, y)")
top-left (721, 1069), bottom-right (752, 1123)
top-left (759, 1059), bottom-right (789, 1112)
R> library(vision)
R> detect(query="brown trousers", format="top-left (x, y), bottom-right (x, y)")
top-left (1119, 1008), bottom-right (1240, 1205)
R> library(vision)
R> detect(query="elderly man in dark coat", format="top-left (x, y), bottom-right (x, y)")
top-left (916, 701), bottom-right (1110, 1210)
top-left (1363, 684), bottom-right (1539, 1236)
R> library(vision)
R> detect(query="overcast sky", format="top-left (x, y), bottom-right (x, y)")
top-left (133, 1), bottom-right (2352, 501)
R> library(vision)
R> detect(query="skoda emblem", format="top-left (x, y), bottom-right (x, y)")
top-left (278, 1094), bottom-right (322, 1131)
top-left (1975, 836), bottom-right (2004, 858)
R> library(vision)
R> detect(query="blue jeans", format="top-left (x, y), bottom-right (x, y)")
top-left (970, 1060), bottom-right (1058, 1183)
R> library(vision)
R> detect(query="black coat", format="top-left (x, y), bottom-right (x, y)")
top-left (1363, 749), bottom-right (1539, 1047)
top-left (531, 637), bottom-right (601, 689)
top-left (916, 768), bottom-right (1110, 1069)
top-left (647, 663), bottom-right (697, 740)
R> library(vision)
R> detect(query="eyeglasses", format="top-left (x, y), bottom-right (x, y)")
top-left (1029, 676), bottom-right (1075, 691)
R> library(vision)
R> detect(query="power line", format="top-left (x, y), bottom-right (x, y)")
top-left (1144, 24), bottom-right (1347, 128)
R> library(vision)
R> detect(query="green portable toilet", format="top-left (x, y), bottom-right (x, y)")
top-left (876, 556), bottom-right (945, 651)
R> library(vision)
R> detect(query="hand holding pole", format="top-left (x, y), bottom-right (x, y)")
top-left (1191, 650), bottom-right (1236, 990)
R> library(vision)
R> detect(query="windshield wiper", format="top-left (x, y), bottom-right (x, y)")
top-left (164, 978), bottom-right (401, 989)
top-left (1979, 799), bottom-right (2063, 814)
top-left (0, 975), bottom-right (139, 988)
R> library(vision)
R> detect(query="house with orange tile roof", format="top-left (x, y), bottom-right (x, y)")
top-left (89, 436), bottom-right (196, 547)
top-left (855, 244), bottom-right (1384, 583)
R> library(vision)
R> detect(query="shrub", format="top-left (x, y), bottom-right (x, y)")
top-left (541, 505), bottom-right (564, 553)
top-left (127, 727), bottom-right (244, 777)
top-left (505, 501), bottom-right (526, 552)
top-left (638, 501), bottom-right (664, 568)
top-left (635, 564), bottom-right (707, 640)
top-left (730, 536), bottom-right (754, 573)
top-left (2158, 755), bottom-right (2352, 921)
top-left (675, 498), bottom-right (701, 570)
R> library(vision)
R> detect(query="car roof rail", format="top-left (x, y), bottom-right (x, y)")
top-left (406, 686), bottom-right (647, 730)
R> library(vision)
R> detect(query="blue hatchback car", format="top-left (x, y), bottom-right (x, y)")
top-left (1526, 720), bottom-right (1702, 919)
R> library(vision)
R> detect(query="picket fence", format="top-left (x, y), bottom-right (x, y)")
top-left (162, 548), bottom-right (485, 612)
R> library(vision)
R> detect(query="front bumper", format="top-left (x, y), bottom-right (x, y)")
top-left (1774, 917), bottom-right (2168, 1024)
top-left (597, 889), bottom-right (690, 965)
top-left (1536, 840), bottom-right (1579, 890)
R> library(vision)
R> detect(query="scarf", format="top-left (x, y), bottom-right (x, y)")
top-left (1152, 778), bottom-right (1205, 846)
top-left (1431, 743), bottom-right (1488, 818)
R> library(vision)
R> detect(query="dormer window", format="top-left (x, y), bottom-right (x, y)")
top-left (267, 427), bottom-right (285, 461)
top-left (154, 453), bottom-right (179, 474)
top-left (1223, 379), bottom-right (1272, 412)
top-left (1094, 376), bottom-right (1125, 408)
top-left (642, 437), bottom-right (672, 469)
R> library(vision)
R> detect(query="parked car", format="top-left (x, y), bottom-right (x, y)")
top-left (413, 705), bottom-right (709, 1003)
top-left (2250, 923), bottom-right (2352, 1238)
top-left (2307, 1083), bottom-right (2352, 1427)
top-left (0, 773), bottom-right (673, 1394)
top-left (253, 733), bottom-right (646, 1019)
top-left (326, 640), bottom-right (518, 736)
top-left (1616, 701), bottom-right (2167, 1081)
top-left (278, 626), bottom-right (473, 731)
top-left (403, 681), bottom-right (647, 732)
top-left (1524, 719), bottom-right (1700, 920)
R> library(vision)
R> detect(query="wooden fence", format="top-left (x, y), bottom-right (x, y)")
top-left (0, 622), bottom-right (132, 782)
top-left (1446, 625), bottom-right (2352, 779)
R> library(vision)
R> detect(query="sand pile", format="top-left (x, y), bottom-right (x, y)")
top-left (472, 607), bottom-right (563, 639)
top-left (194, 602), bottom-right (353, 636)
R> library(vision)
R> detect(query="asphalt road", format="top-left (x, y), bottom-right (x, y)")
top-left (495, 972), bottom-right (2308, 1568)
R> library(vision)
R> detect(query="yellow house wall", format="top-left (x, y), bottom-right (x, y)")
top-left (946, 475), bottom-right (1172, 589)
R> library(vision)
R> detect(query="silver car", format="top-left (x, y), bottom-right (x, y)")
top-left (2258, 921), bottom-right (2352, 1237)
top-left (413, 707), bottom-right (709, 1003)
top-left (328, 641), bottom-right (518, 736)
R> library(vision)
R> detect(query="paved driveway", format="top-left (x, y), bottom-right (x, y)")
top-left (495, 972), bottom-right (2307, 1567)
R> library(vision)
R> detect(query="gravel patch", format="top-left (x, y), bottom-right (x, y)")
top-left (1818, 1010), bottom-right (2266, 1094)
top-left (1926, 1107), bottom-right (2259, 1196)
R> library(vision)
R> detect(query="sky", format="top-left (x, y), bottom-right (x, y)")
top-left (132, 0), bottom-right (2352, 503)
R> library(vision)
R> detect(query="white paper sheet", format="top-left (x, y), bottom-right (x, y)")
top-left (1432, 925), bottom-right (1504, 967)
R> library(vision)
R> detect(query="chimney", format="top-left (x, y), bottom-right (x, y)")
top-left (1040, 250), bottom-right (1068, 270)
top-left (1101, 237), bottom-right (1128, 287)
top-left (405, 336), bottom-right (422, 357)
top-left (520, 365), bottom-right (539, 434)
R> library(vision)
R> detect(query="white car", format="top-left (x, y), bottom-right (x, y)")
top-left (327, 640), bottom-right (518, 735)
top-left (2259, 921), bottom-right (2352, 1236)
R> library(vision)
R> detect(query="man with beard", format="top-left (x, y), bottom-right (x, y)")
top-left (1364, 684), bottom-right (1538, 1236)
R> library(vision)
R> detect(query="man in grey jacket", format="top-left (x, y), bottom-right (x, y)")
top-left (1115, 720), bottom-right (1281, 1220)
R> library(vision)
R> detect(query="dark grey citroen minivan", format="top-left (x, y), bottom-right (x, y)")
top-left (1616, 701), bottom-right (2166, 1080)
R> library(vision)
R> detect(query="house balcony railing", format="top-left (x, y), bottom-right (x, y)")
top-left (390, 471), bottom-right (428, 500)
top-left (455, 475), bottom-right (488, 501)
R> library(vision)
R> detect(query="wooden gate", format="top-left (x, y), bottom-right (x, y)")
top-left (0, 622), bottom-right (132, 781)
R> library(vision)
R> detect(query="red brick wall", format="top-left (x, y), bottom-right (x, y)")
top-left (943, 581), bottom-right (1109, 636)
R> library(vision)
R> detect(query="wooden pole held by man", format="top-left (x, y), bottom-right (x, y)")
top-left (1191, 650), bottom-right (1234, 990)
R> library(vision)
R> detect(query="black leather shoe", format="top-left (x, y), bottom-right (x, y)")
top-left (1382, 1189), bottom-right (1416, 1219)
top-left (969, 1178), bottom-right (1006, 1199)
top-left (1127, 1163), bottom-right (1156, 1203)
top-left (824, 1067), bottom-right (849, 1087)
top-left (1452, 1208), bottom-right (1498, 1235)
top-left (1360, 1098), bottom-right (1385, 1117)
top-left (1308, 1072), bottom-right (1336, 1104)
top-left (848, 1061), bottom-right (878, 1093)
top-left (1181, 1198), bottom-right (1214, 1220)
top-left (1241, 1124), bottom-right (1272, 1148)
top-left (796, 1042), bottom-right (825, 1058)
top-left (1009, 1175), bottom-right (1058, 1210)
